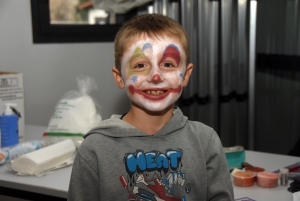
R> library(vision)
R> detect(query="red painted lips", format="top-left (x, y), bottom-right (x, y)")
top-left (128, 85), bottom-right (182, 101)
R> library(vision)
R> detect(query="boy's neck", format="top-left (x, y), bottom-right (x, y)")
top-left (122, 104), bottom-right (174, 135)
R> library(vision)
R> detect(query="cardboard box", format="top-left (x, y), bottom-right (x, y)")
top-left (0, 72), bottom-right (25, 139)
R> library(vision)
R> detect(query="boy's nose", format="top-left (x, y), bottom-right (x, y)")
top-left (151, 74), bottom-right (162, 84)
top-left (148, 66), bottom-right (164, 84)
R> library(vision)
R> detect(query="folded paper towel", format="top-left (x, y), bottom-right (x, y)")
top-left (11, 139), bottom-right (76, 176)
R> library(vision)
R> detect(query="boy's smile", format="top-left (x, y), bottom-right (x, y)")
top-left (128, 85), bottom-right (182, 101)
top-left (116, 35), bottom-right (191, 112)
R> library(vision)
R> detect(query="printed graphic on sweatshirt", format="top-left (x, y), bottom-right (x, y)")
top-left (120, 149), bottom-right (190, 201)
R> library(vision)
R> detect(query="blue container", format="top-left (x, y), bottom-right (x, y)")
top-left (0, 114), bottom-right (19, 147)
top-left (224, 146), bottom-right (245, 170)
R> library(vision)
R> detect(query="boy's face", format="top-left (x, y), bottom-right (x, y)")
top-left (115, 35), bottom-right (192, 112)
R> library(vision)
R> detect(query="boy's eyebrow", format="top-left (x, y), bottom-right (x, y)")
top-left (160, 44), bottom-right (181, 66)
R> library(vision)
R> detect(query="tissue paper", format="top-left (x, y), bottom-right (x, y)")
top-left (11, 139), bottom-right (76, 176)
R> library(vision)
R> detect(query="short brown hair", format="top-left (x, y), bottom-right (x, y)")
top-left (114, 14), bottom-right (189, 71)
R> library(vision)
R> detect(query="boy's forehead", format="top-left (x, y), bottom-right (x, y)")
top-left (124, 35), bottom-right (184, 55)
top-left (122, 36), bottom-right (185, 62)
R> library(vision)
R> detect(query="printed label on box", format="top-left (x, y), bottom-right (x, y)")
top-left (0, 72), bottom-right (25, 139)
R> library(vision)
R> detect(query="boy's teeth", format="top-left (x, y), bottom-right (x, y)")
top-left (146, 90), bottom-right (164, 95)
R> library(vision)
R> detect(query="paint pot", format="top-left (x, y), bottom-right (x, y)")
top-left (244, 166), bottom-right (265, 182)
top-left (256, 172), bottom-right (279, 188)
top-left (232, 171), bottom-right (256, 187)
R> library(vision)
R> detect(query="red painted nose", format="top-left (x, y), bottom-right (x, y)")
top-left (152, 74), bottom-right (161, 83)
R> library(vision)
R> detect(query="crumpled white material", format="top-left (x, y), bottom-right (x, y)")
top-left (9, 139), bottom-right (76, 177)
top-left (92, 0), bottom-right (153, 14)
top-left (7, 157), bottom-right (74, 177)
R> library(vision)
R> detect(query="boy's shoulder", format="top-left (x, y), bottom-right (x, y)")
top-left (186, 119), bottom-right (216, 135)
top-left (87, 114), bottom-right (131, 132)
top-left (184, 119), bottom-right (219, 146)
top-left (83, 114), bottom-right (140, 139)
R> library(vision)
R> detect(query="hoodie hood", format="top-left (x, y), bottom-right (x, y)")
top-left (85, 107), bottom-right (188, 138)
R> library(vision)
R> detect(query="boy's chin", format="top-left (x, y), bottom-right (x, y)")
top-left (131, 101), bottom-right (175, 114)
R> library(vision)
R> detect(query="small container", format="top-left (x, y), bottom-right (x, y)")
top-left (232, 171), bottom-right (256, 187)
top-left (224, 146), bottom-right (245, 170)
top-left (280, 168), bottom-right (289, 186)
top-left (257, 172), bottom-right (279, 188)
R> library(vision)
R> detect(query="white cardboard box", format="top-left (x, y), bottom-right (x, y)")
top-left (0, 72), bottom-right (25, 139)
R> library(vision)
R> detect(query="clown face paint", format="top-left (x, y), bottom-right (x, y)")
top-left (121, 36), bottom-right (187, 112)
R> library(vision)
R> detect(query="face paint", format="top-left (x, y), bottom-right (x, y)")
top-left (128, 47), bottom-right (151, 77)
top-left (152, 74), bottom-right (161, 84)
top-left (121, 36), bottom-right (187, 112)
top-left (128, 85), bottom-right (182, 100)
top-left (142, 43), bottom-right (152, 52)
top-left (161, 44), bottom-right (181, 67)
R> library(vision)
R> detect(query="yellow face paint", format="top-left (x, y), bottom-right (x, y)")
top-left (127, 47), bottom-right (151, 77)
top-left (130, 47), bottom-right (145, 62)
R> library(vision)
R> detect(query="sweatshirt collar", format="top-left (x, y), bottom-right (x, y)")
top-left (85, 107), bottom-right (188, 138)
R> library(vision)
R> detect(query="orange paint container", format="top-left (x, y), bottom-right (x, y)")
top-left (256, 172), bottom-right (279, 188)
top-left (232, 171), bottom-right (256, 187)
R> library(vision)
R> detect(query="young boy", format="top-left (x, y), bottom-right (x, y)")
top-left (68, 14), bottom-right (234, 201)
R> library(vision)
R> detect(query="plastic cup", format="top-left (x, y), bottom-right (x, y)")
top-left (256, 172), bottom-right (279, 188)
top-left (232, 171), bottom-right (256, 187)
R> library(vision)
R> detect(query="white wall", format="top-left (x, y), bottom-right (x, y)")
top-left (0, 0), bottom-right (130, 127)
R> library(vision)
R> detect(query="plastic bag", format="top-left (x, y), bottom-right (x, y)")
top-left (44, 75), bottom-right (102, 148)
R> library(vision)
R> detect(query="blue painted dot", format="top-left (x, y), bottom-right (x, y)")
top-left (131, 75), bottom-right (138, 82)
top-left (180, 73), bottom-right (183, 77)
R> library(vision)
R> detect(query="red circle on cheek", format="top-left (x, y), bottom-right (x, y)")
top-left (129, 85), bottom-right (135, 95)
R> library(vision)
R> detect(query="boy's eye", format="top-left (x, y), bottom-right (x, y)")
top-left (134, 63), bottom-right (146, 68)
top-left (162, 62), bottom-right (175, 68)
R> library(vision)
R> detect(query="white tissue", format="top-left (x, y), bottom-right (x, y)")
top-left (11, 139), bottom-right (76, 176)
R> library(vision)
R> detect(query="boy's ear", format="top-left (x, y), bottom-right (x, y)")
top-left (182, 63), bottom-right (194, 87)
top-left (112, 67), bottom-right (125, 89)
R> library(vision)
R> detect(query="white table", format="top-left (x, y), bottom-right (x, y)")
top-left (0, 125), bottom-right (299, 200)
top-left (233, 151), bottom-right (300, 200)
top-left (0, 125), bottom-right (70, 200)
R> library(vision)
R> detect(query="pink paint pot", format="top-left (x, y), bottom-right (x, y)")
top-left (232, 171), bottom-right (256, 187)
top-left (256, 172), bottom-right (279, 188)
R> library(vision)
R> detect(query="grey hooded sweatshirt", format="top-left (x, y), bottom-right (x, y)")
top-left (67, 107), bottom-right (234, 201)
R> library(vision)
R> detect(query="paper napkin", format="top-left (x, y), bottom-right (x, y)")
top-left (11, 139), bottom-right (76, 176)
